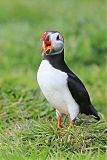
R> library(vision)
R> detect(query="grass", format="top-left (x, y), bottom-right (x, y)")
top-left (0, 0), bottom-right (107, 159)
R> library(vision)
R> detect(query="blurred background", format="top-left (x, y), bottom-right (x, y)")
top-left (0, 0), bottom-right (107, 120)
top-left (0, 0), bottom-right (106, 115)
top-left (0, 0), bottom-right (107, 158)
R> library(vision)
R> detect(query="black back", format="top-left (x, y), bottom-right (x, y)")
top-left (44, 50), bottom-right (100, 120)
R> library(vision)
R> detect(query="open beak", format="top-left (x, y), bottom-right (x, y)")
top-left (40, 33), bottom-right (53, 56)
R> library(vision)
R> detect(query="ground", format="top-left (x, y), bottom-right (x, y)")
top-left (0, 0), bottom-right (107, 159)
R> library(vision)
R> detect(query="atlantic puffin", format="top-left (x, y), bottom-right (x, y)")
top-left (37, 31), bottom-right (100, 128)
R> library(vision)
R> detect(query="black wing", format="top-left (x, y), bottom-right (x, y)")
top-left (67, 72), bottom-right (100, 120)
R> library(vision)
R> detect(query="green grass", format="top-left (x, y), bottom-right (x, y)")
top-left (0, 0), bottom-right (107, 159)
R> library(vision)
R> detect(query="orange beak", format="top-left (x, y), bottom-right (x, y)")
top-left (40, 33), bottom-right (53, 56)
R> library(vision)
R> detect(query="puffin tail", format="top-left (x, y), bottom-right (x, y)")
top-left (90, 104), bottom-right (100, 121)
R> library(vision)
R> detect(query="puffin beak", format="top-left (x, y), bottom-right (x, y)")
top-left (40, 33), bottom-right (53, 56)
top-left (40, 32), bottom-right (48, 41)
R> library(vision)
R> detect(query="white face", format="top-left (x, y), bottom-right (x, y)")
top-left (50, 33), bottom-right (64, 54)
top-left (41, 31), bottom-right (64, 56)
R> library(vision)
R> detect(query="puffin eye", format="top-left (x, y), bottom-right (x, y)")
top-left (56, 35), bottom-right (60, 40)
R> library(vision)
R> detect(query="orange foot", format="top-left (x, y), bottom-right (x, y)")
top-left (57, 117), bottom-right (62, 129)
top-left (68, 120), bottom-right (74, 130)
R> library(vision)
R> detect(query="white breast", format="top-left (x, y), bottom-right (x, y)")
top-left (37, 60), bottom-right (79, 120)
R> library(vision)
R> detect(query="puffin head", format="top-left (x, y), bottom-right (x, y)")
top-left (41, 31), bottom-right (64, 56)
